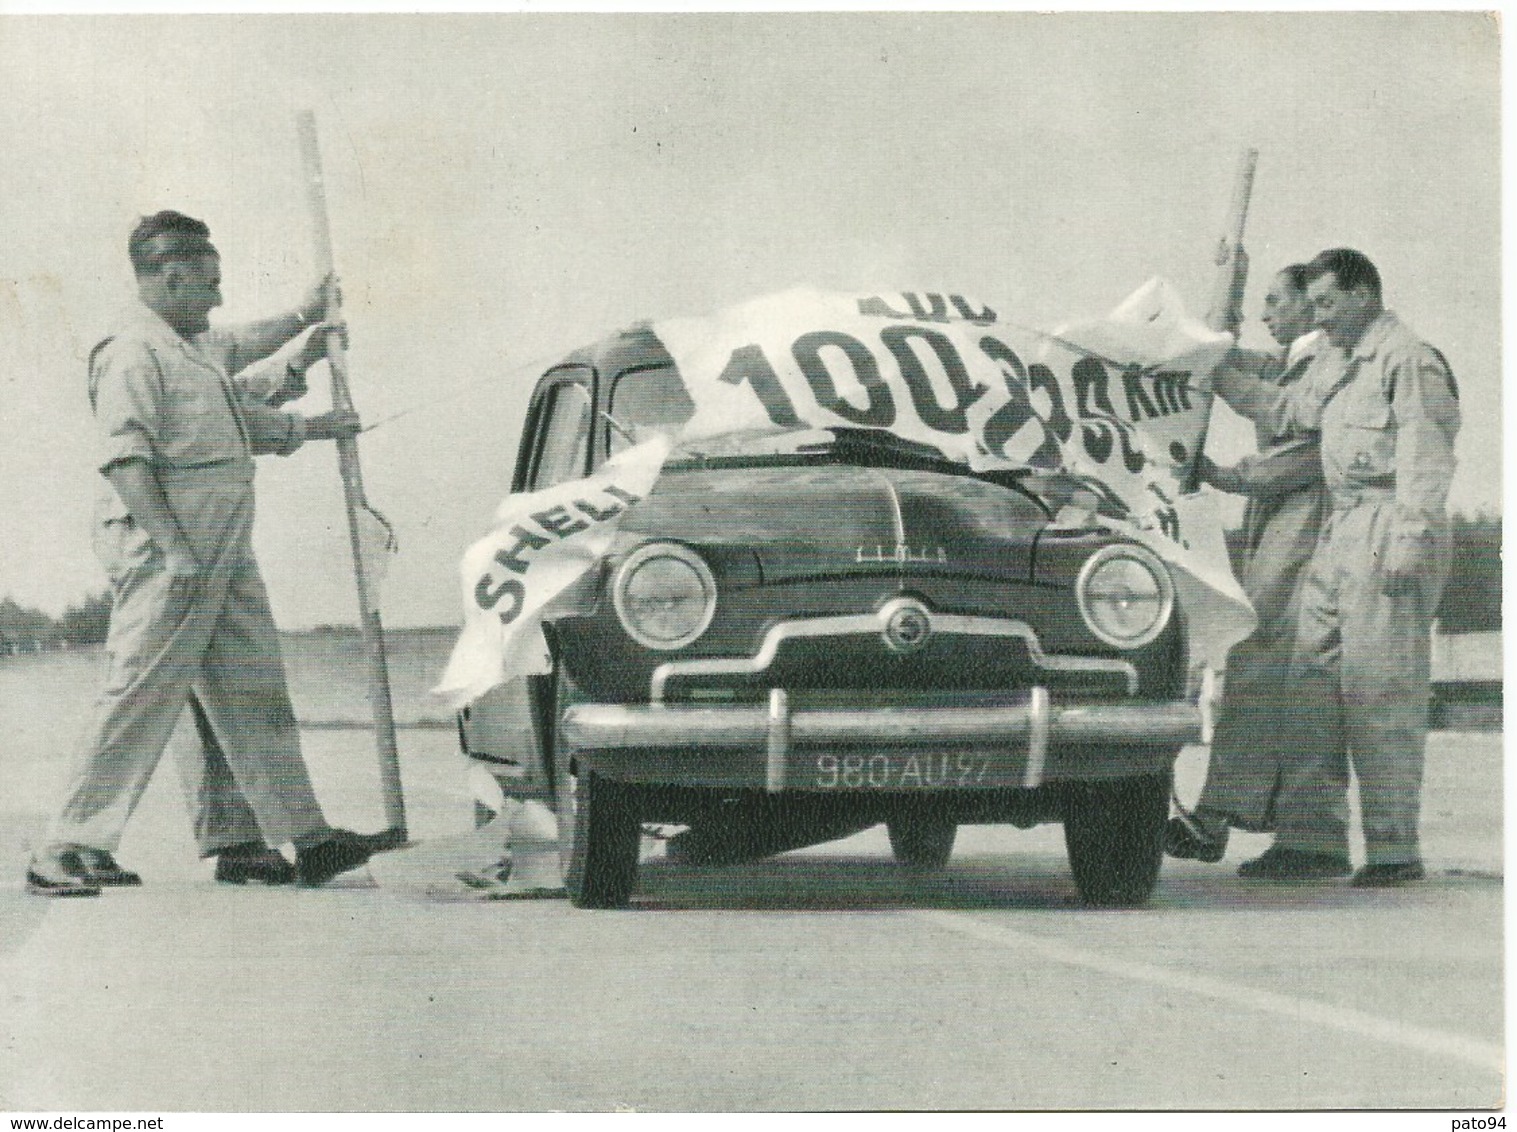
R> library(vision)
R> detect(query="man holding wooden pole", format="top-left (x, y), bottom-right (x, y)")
top-left (1169, 150), bottom-right (1356, 881)
top-left (26, 210), bottom-right (379, 896)
top-left (1171, 263), bottom-right (1352, 879)
top-left (1203, 249), bottom-right (1460, 886)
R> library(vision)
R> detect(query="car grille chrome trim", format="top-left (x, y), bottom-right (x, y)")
top-left (872, 466), bottom-right (908, 550)
top-left (740, 682), bottom-right (1106, 794)
top-left (560, 698), bottom-right (1203, 763)
top-left (649, 610), bottom-right (1139, 702)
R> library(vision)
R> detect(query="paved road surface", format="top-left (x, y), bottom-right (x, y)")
top-left (0, 730), bottom-right (1503, 1112)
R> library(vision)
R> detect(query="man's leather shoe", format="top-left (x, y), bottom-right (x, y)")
top-left (215, 842), bottom-right (296, 885)
top-left (78, 848), bottom-right (142, 886)
top-left (1237, 846), bottom-right (1351, 881)
top-left (1351, 860), bottom-right (1426, 887)
top-left (295, 829), bottom-right (374, 886)
top-left (1165, 816), bottom-right (1227, 863)
top-left (25, 848), bottom-right (102, 897)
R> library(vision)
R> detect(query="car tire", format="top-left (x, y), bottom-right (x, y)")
top-left (563, 768), bottom-right (641, 909)
top-left (1061, 771), bottom-right (1170, 908)
top-left (886, 814), bottom-right (957, 872)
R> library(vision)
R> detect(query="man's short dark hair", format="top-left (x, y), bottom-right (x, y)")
top-left (1304, 248), bottom-right (1382, 300)
top-left (128, 210), bottom-right (215, 276)
top-left (1279, 263), bottom-right (1311, 293)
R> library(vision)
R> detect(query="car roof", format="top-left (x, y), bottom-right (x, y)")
top-left (554, 323), bottom-right (676, 378)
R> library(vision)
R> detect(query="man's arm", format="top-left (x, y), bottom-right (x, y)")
top-left (237, 391), bottom-right (360, 457)
top-left (233, 315), bottom-right (358, 452)
top-left (231, 321), bottom-right (346, 407)
top-left (103, 459), bottom-right (198, 578)
top-left (1207, 347), bottom-right (1292, 428)
top-left (302, 409), bottom-right (362, 441)
top-left (1384, 345), bottom-right (1462, 596)
top-left (89, 338), bottom-right (196, 575)
top-left (1201, 438), bottom-right (1322, 499)
top-left (232, 317), bottom-right (357, 454)
top-left (207, 273), bottom-right (335, 374)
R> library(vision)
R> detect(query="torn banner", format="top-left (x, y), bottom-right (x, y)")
top-left (436, 281), bottom-right (1254, 709)
top-left (434, 435), bottom-right (671, 708)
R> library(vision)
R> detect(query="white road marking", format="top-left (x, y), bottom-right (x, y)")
top-left (915, 909), bottom-right (1504, 1073)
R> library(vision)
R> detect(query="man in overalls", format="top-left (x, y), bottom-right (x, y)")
top-left (1205, 248), bottom-right (1460, 886)
top-left (26, 210), bottom-right (377, 896)
top-left (1168, 264), bottom-right (1351, 879)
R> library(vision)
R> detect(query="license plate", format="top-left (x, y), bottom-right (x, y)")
top-left (809, 751), bottom-right (994, 790)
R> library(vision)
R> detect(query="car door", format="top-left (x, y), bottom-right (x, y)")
top-left (468, 365), bottom-right (596, 794)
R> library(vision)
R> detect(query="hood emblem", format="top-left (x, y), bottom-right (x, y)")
top-left (879, 597), bottom-right (933, 655)
top-left (856, 543), bottom-right (948, 565)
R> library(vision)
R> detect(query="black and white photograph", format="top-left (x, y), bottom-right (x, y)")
top-left (0, 7), bottom-right (1502, 1119)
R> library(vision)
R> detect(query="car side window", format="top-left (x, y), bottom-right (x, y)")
top-left (606, 365), bottom-right (695, 456)
top-left (530, 381), bottom-right (593, 488)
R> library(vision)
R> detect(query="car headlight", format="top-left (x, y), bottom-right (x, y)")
top-left (612, 542), bottom-right (718, 650)
top-left (1075, 543), bottom-right (1174, 649)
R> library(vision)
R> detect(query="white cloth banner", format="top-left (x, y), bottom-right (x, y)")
top-left (438, 282), bottom-right (1256, 708)
top-left (655, 282), bottom-right (1253, 660)
top-left (433, 435), bottom-right (672, 708)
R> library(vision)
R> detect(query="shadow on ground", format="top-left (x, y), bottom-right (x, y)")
top-left (619, 844), bottom-right (1502, 915)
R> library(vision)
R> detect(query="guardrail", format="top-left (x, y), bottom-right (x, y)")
top-left (1431, 680), bottom-right (1502, 731)
top-left (1429, 631), bottom-right (1501, 730)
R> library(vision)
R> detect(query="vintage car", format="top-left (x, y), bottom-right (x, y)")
top-left (458, 322), bottom-right (1207, 909)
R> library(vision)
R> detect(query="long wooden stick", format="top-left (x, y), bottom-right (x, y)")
top-left (1183, 147), bottom-right (1259, 493)
top-left (296, 110), bottom-right (408, 842)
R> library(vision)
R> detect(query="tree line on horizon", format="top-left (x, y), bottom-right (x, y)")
top-left (0, 513), bottom-right (1502, 654)
top-left (0, 590), bottom-right (113, 653)
top-left (1226, 511), bottom-right (1500, 633)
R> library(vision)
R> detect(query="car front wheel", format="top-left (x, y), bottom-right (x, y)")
top-left (1062, 771), bottom-right (1170, 908)
top-left (562, 766), bottom-right (641, 909)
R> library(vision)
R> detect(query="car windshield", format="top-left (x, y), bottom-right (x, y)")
top-left (666, 427), bottom-right (1128, 521)
top-left (606, 366), bottom-right (999, 473)
top-left (605, 365), bottom-right (695, 456)
top-left (669, 426), bottom-right (960, 468)
top-left (606, 366), bottom-right (1124, 520)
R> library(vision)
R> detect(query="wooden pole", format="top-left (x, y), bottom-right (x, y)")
top-left (1206, 148), bottom-right (1259, 333)
top-left (296, 110), bottom-right (408, 844)
top-left (1182, 147), bottom-right (1259, 494)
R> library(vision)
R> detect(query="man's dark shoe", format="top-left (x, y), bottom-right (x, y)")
top-left (1350, 860), bottom-right (1426, 887)
top-left (25, 848), bottom-right (102, 897)
top-left (1237, 846), bottom-right (1352, 881)
top-left (1165, 816), bottom-right (1227, 863)
top-left (78, 848), bottom-right (142, 887)
top-left (215, 842), bottom-right (296, 886)
top-left (295, 829), bottom-right (374, 887)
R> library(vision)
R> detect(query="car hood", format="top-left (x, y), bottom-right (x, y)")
top-left (618, 462), bottom-right (1048, 582)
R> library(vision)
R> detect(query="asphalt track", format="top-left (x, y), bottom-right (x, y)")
top-left (0, 730), bottom-right (1503, 1113)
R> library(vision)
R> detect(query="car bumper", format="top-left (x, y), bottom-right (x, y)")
top-left (560, 687), bottom-right (1200, 792)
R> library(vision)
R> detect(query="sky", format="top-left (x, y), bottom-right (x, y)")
top-left (0, 11), bottom-right (1501, 629)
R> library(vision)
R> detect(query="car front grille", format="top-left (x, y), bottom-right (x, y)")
top-left (650, 609), bottom-right (1137, 704)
